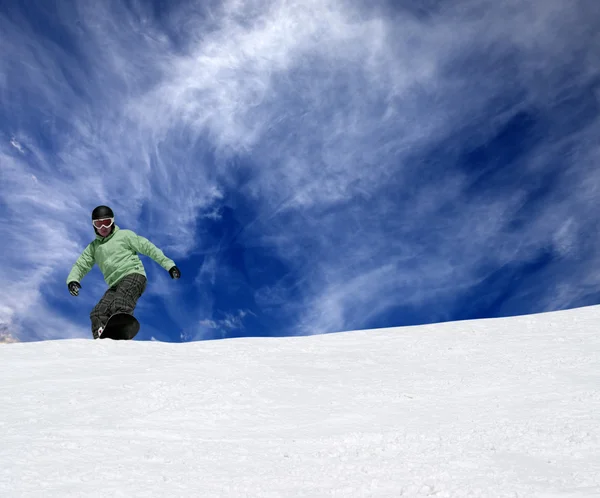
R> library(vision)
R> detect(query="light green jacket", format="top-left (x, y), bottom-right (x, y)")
top-left (66, 226), bottom-right (176, 288)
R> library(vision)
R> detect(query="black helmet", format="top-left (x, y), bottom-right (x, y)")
top-left (92, 205), bottom-right (114, 220)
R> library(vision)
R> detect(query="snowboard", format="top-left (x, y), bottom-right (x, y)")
top-left (99, 312), bottom-right (140, 340)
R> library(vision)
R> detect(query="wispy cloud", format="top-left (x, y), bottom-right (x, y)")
top-left (197, 309), bottom-right (252, 339)
top-left (9, 137), bottom-right (24, 153)
top-left (0, 324), bottom-right (19, 344)
top-left (1, 0), bottom-right (598, 340)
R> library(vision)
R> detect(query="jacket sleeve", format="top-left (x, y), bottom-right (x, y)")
top-left (66, 243), bottom-right (96, 284)
top-left (128, 232), bottom-right (176, 271)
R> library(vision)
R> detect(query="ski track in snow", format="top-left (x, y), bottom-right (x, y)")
top-left (1, 307), bottom-right (600, 497)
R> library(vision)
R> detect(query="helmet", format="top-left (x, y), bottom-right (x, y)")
top-left (92, 205), bottom-right (114, 220)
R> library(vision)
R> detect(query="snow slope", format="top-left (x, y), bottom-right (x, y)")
top-left (1, 307), bottom-right (600, 497)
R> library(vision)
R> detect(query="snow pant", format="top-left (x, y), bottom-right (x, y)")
top-left (90, 273), bottom-right (147, 338)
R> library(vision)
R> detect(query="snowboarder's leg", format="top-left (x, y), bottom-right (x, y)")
top-left (90, 287), bottom-right (118, 339)
top-left (110, 273), bottom-right (147, 316)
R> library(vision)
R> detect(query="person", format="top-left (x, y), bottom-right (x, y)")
top-left (67, 205), bottom-right (181, 339)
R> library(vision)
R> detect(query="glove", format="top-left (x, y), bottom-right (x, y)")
top-left (68, 281), bottom-right (81, 296)
top-left (169, 266), bottom-right (181, 279)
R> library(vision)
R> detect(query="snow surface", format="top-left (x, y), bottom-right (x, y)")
top-left (1, 307), bottom-right (600, 497)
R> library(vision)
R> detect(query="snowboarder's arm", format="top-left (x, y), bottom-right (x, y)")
top-left (128, 233), bottom-right (176, 272)
top-left (66, 243), bottom-right (95, 284)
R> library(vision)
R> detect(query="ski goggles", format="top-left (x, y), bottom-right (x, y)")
top-left (93, 217), bottom-right (114, 229)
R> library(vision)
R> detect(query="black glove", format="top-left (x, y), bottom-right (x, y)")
top-left (68, 281), bottom-right (81, 296)
top-left (169, 266), bottom-right (181, 279)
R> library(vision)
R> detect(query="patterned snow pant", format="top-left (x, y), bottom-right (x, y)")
top-left (90, 273), bottom-right (147, 338)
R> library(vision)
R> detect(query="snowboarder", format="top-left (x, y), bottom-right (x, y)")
top-left (66, 205), bottom-right (181, 339)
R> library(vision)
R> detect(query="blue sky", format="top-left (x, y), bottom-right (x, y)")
top-left (1, 0), bottom-right (599, 343)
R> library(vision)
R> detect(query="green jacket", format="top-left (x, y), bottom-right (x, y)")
top-left (66, 225), bottom-right (176, 288)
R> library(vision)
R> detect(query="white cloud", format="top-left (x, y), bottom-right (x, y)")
top-left (9, 137), bottom-right (24, 153)
top-left (0, 323), bottom-right (19, 343)
top-left (195, 256), bottom-right (219, 286)
top-left (199, 319), bottom-right (218, 329)
top-left (195, 310), bottom-right (252, 340)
